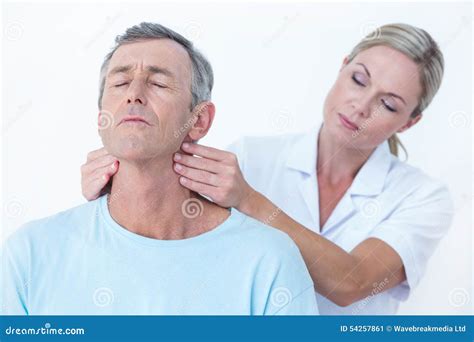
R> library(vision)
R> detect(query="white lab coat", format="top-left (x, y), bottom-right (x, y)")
top-left (227, 125), bottom-right (454, 315)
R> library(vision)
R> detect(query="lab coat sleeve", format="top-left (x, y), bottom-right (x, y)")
top-left (367, 180), bottom-right (454, 300)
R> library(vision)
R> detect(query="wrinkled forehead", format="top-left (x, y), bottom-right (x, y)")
top-left (107, 39), bottom-right (193, 84)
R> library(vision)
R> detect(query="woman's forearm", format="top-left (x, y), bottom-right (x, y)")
top-left (237, 191), bottom-right (373, 307)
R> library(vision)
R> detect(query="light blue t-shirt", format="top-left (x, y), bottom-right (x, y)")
top-left (1, 195), bottom-right (318, 315)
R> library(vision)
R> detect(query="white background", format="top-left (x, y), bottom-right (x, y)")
top-left (2, 0), bottom-right (472, 315)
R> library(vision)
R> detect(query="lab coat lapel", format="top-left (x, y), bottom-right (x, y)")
top-left (286, 128), bottom-right (321, 232)
top-left (297, 171), bottom-right (320, 232)
top-left (319, 190), bottom-right (356, 235)
top-left (321, 141), bottom-right (392, 235)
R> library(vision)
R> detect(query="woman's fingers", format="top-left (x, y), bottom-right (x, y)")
top-left (181, 142), bottom-right (228, 162)
top-left (174, 163), bottom-right (220, 186)
top-left (81, 147), bottom-right (118, 201)
top-left (81, 154), bottom-right (118, 175)
top-left (177, 142), bottom-right (246, 208)
top-left (173, 153), bottom-right (224, 174)
top-left (86, 147), bottom-right (109, 163)
top-left (179, 177), bottom-right (218, 200)
top-left (82, 162), bottom-right (118, 200)
top-left (91, 161), bottom-right (119, 180)
top-left (82, 173), bottom-right (113, 201)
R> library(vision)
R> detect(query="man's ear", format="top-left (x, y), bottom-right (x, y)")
top-left (397, 113), bottom-right (423, 133)
top-left (187, 101), bottom-right (216, 141)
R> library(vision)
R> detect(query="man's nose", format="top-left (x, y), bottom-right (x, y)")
top-left (127, 80), bottom-right (147, 106)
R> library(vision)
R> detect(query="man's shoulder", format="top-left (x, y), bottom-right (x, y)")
top-left (229, 210), bottom-right (315, 303)
top-left (4, 198), bottom-right (101, 249)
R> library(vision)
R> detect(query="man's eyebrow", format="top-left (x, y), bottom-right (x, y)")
top-left (108, 65), bottom-right (174, 78)
top-left (356, 63), bottom-right (406, 105)
top-left (146, 65), bottom-right (174, 78)
top-left (108, 65), bottom-right (133, 76)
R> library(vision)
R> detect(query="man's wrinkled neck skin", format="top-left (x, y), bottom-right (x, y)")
top-left (108, 154), bottom-right (229, 240)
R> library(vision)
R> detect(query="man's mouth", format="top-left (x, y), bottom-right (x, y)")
top-left (119, 115), bottom-right (151, 126)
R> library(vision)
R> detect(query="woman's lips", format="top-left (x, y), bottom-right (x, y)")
top-left (338, 113), bottom-right (359, 131)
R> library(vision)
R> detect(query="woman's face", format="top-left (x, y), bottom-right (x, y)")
top-left (323, 45), bottom-right (423, 151)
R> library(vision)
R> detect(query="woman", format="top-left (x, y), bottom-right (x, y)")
top-left (80, 23), bottom-right (454, 314)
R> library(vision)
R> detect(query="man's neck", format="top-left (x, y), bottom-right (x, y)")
top-left (107, 156), bottom-right (229, 240)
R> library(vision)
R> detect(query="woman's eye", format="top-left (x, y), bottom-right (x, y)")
top-left (114, 83), bottom-right (128, 88)
top-left (351, 74), bottom-right (366, 87)
top-left (382, 99), bottom-right (396, 112)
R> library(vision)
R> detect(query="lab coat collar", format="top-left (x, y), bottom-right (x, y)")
top-left (285, 127), bottom-right (319, 176)
top-left (350, 140), bottom-right (392, 196)
top-left (285, 125), bottom-right (393, 197)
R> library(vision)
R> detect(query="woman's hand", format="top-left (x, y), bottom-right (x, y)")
top-left (80, 147), bottom-right (119, 201)
top-left (173, 142), bottom-right (255, 209)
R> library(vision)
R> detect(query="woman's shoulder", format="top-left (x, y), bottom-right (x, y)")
top-left (385, 154), bottom-right (452, 206)
top-left (226, 131), bottom-right (314, 168)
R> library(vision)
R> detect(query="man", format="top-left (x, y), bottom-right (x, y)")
top-left (1, 22), bottom-right (318, 315)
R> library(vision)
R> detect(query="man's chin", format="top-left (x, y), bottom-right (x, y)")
top-left (110, 145), bottom-right (167, 165)
top-left (102, 135), bottom-right (171, 164)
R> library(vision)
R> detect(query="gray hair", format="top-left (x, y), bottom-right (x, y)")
top-left (347, 23), bottom-right (444, 157)
top-left (98, 22), bottom-right (213, 110)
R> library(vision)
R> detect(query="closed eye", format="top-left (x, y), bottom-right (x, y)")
top-left (382, 99), bottom-right (396, 112)
top-left (352, 74), bottom-right (365, 87)
top-left (152, 83), bottom-right (167, 89)
top-left (114, 82), bottom-right (128, 88)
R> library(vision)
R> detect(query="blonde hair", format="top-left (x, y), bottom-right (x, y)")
top-left (347, 23), bottom-right (444, 158)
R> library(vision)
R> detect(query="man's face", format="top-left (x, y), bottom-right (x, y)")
top-left (99, 39), bottom-right (194, 162)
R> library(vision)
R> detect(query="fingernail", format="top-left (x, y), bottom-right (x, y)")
top-left (182, 143), bottom-right (189, 149)
top-left (102, 174), bottom-right (108, 181)
top-left (174, 153), bottom-right (181, 161)
top-left (111, 162), bottom-right (116, 169)
top-left (175, 163), bottom-right (182, 171)
top-left (180, 177), bottom-right (187, 184)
